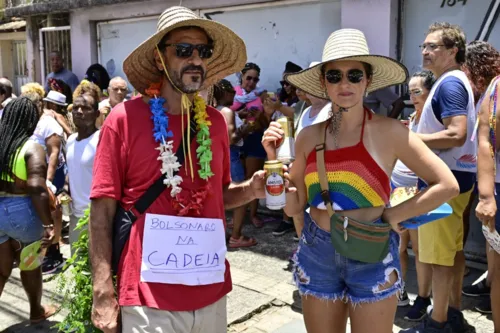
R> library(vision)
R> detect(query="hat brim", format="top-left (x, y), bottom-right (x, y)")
top-left (123, 17), bottom-right (247, 95)
top-left (43, 97), bottom-right (68, 106)
top-left (285, 55), bottom-right (409, 99)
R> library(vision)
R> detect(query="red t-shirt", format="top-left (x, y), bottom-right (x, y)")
top-left (90, 97), bottom-right (232, 311)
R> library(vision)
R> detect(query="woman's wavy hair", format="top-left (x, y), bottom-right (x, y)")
top-left (464, 40), bottom-right (500, 99)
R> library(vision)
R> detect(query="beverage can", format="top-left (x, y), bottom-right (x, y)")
top-left (276, 117), bottom-right (295, 164)
top-left (60, 194), bottom-right (73, 216)
top-left (264, 160), bottom-right (286, 210)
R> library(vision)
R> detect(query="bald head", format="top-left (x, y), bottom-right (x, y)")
top-left (108, 76), bottom-right (128, 107)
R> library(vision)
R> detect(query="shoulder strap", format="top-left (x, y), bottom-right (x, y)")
top-left (125, 117), bottom-right (197, 222)
top-left (315, 122), bottom-right (335, 217)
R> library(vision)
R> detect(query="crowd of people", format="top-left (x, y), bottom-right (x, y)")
top-left (0, 4), bottom-right (499, 333)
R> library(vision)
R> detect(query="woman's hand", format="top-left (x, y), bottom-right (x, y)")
top-left (382, 208), bottom-right (405, 234)
top-left (476, 196), bottom-right (497, 232)
top-left (262, 121), bottom-right (284, 161)
top-left (263, 97), bottom-right (278, 117)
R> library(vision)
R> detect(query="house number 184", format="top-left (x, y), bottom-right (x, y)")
top-left (441, 0), bottom-right (467, 8)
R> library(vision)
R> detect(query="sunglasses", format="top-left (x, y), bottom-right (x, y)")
top-left (409, 89), bottom-right (423, 96)
top-left (280, 80), bottom-right (290, 87)
top-left (164, 43), bottom-right (214, 59)
top-left (325, 69), bottom-right (364, 84)
top-left (245, 76), bottom-right (260, 83)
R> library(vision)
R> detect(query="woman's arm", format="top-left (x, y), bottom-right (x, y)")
top-left (383, 122), bottom-right (459, 231)
top-left (54, 113), bottom-right (73, 136)
top-left (25, 142), bottom-right (53, 227)
top-left (45, 134), bottom-right (62, 182)
top-left (476, 84), bottom-right (498, 227)
top-left (220, 107), bottom-right (251, 145)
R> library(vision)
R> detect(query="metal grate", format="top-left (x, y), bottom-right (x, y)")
top-left (12, 40), bottom-right (29, 95)
top-left (40, 26), bottom-right (71, 86)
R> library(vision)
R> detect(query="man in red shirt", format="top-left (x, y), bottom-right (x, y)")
top-left (89, 6), bottom-right (267, 333)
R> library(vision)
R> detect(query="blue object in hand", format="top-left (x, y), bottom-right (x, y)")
top-left (401, 203), bottom-right (453, 229)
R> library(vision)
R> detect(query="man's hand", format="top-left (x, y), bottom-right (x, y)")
top-left (92, 291), bottom-right (120, 333)
top-left (250, 166), bottom-right (297, 200)
top-left (100, 106), bottom-right (111, 117)
top-left (41, 226), bottom-right (55, 248)
top-left (476, 197), bottom-right (497, 232)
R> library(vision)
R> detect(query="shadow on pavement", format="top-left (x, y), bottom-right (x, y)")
top-left (1, 320), bottom-right (59, 333)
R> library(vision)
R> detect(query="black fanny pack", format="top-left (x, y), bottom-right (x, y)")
top-left (111, 119), bottom-right (196, 275)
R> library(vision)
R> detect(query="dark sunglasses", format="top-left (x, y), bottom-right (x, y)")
top-left (246, 76), bottom-right (260, 83)
top-left (325, 69), bottom-right (364, 84)
top-left (280, 80), bottom-right (290, 87)
top-left (164, 43), bottom-right (214, 59)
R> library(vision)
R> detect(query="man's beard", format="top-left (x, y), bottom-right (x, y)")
top-left (169, 65), bottom-right (206, 94)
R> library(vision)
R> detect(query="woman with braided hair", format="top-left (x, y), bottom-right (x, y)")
top-left (214, 79), bottom-right (257, 247)
top-left (0, 97), bottom-right (57, 324)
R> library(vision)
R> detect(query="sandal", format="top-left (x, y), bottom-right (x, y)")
top-left (229, 236), bottom-right (257, 248)
top-left (251, 216), bottom-right (264, 228)
top-left (30, 304), bottom-right (58, 324)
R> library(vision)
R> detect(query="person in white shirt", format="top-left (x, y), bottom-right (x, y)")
top-left (32, 92), bottom-right (67, 274)
top-left (96, 76), bottom-right (128, 128)
top-left (63, 83), bottom-right (101, 255)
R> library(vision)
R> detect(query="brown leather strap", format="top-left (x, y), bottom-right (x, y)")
top-left (315, 122), bottom-right (335, 218)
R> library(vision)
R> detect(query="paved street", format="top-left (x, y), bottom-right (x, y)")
top-left (0, 213), bottom-right (495, 332)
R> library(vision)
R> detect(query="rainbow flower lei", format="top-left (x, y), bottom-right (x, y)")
top-left (147, 83), bottom-right (213, 197)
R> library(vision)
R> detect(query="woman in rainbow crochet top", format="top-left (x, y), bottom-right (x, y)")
top-left (262, 29), bottom-right (459, 333)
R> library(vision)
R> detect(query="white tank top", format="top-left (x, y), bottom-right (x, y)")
top-left (416, 70), bottom-right (477, 173)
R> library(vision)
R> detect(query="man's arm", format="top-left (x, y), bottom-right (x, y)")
top-left (89, 198), bottom-right (116, 294)
top-left (417, 115), bottom-right (467, 149)
top-left (223, 170), bottom-right (265, 210)
top-left (417, 77), bottom-right (469, 150)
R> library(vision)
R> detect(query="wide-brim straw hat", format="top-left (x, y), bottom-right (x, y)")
top-left (285, 29), bottom-right (408, 99)
top-left (123, 6), bottom-right (247, 95)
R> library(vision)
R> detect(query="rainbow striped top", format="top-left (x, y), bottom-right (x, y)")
top-left (305, 110), bottom-right (390, 211)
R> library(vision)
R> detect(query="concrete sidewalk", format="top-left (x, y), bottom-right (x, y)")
top-left (0, 215), bottom-right (495, 332)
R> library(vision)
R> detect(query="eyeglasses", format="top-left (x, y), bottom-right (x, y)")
top-left (419, 43), bottom-right (445, 51)
top-left (163, 43), bottom-right (214, 59)
top-left (110, 87), bottom-right (128, 93)
top-left (280, 80), bottom-right (290, 87)
top-left (245, 76), bottom-right (260, 83)
top-left (409, 89), bottom-right (423, 96)
top-left (325, 69), bottom-right (364, 84)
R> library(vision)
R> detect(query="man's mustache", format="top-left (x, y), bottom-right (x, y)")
top-left (181, 65), bottom-right (205, 77)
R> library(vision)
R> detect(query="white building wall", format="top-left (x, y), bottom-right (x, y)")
top-left (69, 0), bottom-right (278, 80)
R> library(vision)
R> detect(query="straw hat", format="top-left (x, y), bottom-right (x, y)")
top-left (285, 29), bottom-right (408, 99)
top-left (123, 6), bottom-right (247, 95)
top-left (43, 91), bottom-right (67, 106)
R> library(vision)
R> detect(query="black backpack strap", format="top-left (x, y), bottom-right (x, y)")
top-left (124, 118), bottom-right (197, 222)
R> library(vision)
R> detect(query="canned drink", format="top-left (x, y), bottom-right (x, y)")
top-left (276, 117), bottom-right (295, 164)
top-left (60, 194), bottom-right (73, 216)
top-left (264, 160), bottom-right (286, 210)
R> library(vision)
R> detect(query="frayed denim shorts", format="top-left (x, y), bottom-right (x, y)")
top-left (0, 197), bottom-right (44, 245)
top-left (292, 212), bottom-right (402, 305)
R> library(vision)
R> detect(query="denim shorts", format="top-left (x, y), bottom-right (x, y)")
top-left (230, 145), bottom-right (245, 182)
top-left (293, 213), bottom-right (402, 304)
top-left (0, 197), bottom-right (44, 245)
top-left (495, 183), bottom-right (500, 232)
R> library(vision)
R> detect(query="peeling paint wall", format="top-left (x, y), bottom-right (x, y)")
top-left (202, 1), bottom-right (342, 92)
